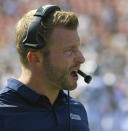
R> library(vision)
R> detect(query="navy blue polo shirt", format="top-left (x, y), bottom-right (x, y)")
top-left (0, 78), bottom-right (90, 131)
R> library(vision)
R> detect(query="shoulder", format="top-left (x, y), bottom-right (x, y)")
top-left (68, 95), bottom-right (89, 126)
top-left (69, 96), bottom-right (86, 112)
top-left (0, 87), bottom-right (12, 103)
top-left (63, 91), bottom-right (86, 111)
top-left (0, 87), bottom-right (16, 101)
top-left (0, 87), bottom-right (22, 108)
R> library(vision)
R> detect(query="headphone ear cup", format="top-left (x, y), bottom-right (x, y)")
top-left (23, 17), bottom-right (44, 49)
top-left (37, 33), bottom-right (46, 48)
top-left (22, 5), bottom-right (60, 49)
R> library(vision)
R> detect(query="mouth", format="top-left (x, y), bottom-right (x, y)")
top-left (70, 70), bottom-right (78, 80)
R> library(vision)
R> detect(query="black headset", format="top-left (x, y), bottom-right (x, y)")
top-left (23, 5), bottom-right (60, 49)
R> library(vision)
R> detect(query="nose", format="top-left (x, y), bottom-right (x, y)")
top-left (74, 50), bottom-right (85, 64)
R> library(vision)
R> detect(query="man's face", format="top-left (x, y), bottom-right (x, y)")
top-left (43, 27), bottom-right (85, 91)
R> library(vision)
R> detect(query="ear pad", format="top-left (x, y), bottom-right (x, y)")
top-left (23, 5), bottom-right (60, 49)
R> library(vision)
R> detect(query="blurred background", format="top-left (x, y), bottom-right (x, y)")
top-left (0, 0), bottom-right (128, 130)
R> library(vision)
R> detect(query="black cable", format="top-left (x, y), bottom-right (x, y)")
top-left (68, 90), bottom-right (72, 131)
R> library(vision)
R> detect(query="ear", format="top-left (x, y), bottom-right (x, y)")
top-left (27, 51), bottom-right (42, 66)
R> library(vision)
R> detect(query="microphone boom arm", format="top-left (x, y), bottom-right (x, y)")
top-left (77, 70), bottom-right (92, 84)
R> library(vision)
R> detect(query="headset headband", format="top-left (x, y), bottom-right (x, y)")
top-left (23, 5), bottom-right (60, 49)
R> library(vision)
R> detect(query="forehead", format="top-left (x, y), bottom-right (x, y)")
top-left (50, 27), bottom-right (80, 49)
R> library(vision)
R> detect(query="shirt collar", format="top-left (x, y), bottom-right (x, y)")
top-left (6, 78), bottom-right (68, 104)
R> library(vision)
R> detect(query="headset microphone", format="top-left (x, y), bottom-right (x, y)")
top-left (78, 70), bottom-right (92, 84)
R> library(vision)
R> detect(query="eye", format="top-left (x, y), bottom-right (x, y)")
top-left (64, 46), bottom-right (80, 56)
top-left (65, 49), bottom-right (73, 55)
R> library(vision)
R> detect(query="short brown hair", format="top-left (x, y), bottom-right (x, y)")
top-left (15, 7), bottom-right (79, 67)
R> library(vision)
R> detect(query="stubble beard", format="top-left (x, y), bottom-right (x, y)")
top-left (43, 56), bottom-right (77, 91)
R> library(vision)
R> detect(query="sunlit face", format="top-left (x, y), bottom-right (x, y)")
top-left (43, 27), bottom-right (85, 91)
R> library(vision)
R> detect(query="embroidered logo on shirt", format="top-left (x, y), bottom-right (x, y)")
top-left (70, 113), bottom-right (81, 120)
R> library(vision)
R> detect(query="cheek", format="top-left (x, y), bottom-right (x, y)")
top-left (51, 53), bottom-right (72, 68)
top-left (62, 54), bottom-right (74, 65)
top-left (50, 53), bottom-right (61, 64)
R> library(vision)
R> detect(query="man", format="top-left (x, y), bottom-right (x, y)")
top-left (0, 5), bottom-right (90, 131)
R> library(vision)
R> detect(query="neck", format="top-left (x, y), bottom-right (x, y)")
top-left (18, 67), bottom-right (59, 105)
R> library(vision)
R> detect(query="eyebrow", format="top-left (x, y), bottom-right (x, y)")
top-left (63, 44), bottom-right (80, 51)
